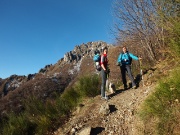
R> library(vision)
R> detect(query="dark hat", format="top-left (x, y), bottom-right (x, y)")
top-left (94, 49), bottom-right (100, 54)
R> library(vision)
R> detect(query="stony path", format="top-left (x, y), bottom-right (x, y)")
top-left (54, 84), bottom-right (155, 135)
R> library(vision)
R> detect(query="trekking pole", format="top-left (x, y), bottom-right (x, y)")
top-left (139, 59), bottom-right (144, 87)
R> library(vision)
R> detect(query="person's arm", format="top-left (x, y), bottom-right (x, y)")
top-left (129, 53), bottom-right (139, 60)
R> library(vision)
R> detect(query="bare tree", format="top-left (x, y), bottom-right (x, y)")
top-left (112, 0), bottom-right (177, 61)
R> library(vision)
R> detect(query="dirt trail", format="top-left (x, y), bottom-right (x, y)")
top-left (53, 83), bottom-right (156, 135)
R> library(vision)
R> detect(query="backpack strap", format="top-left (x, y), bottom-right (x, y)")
top-left (127, 52), bottom-right (132, 65)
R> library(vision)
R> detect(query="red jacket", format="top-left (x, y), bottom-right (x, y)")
top-left (100, 54), bottom-right (108, 68)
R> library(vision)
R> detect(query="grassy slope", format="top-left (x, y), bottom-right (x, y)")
top-left (137, 58), bottom-right (180, 135)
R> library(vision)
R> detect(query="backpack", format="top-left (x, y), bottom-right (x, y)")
top-left (93, 50), bottom-right (101, 71)
top-left (119, 52), bottom-right (132, 66)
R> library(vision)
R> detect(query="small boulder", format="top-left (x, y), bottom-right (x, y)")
top-left (77, 126), bottom-right (91, 135)
top-left (99, 103), bottom-right (110, 115)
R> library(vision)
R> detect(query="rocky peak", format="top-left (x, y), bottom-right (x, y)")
top-left (64, 41), bottom-right (113, 63)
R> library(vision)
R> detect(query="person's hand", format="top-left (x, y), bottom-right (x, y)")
top-left (139, 57), bottom-right (142, 60)
top-left (104, 69), bottom-right (110, 74)
top-left (104, 69), bottom-right (109, 73)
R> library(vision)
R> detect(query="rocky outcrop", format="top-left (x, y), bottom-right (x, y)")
top-left (64, 41), bottom-right (113, 63)
top-left (0, 75), bottom-right (27, 97)
top-left (39, 64), bottom-right (52, 74)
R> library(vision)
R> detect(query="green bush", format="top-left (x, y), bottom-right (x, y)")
top-left (139, 67), bottom-right (180, 135)
top-left (23, 97), bottom-right (57, 135)
top-left (75, 74), bottom-right (101, 97)
top-left (61, 87), bottom-right (81, 112)
top-left (2, 113), bottom-right (36, 135)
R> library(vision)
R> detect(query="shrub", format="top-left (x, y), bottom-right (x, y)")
top-left (60, 87), bottom-right (81, 112)
top-left (23, 97), bottom-right (56, 135)
top-left (139, 67), bottom-right (180, 135)
top-left (75, 74), bottom-right (101, 97)
top-left (2, 113), bottom-right (36, 135)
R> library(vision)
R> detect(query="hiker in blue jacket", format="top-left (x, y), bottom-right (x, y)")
top-left (117, 46), bottom-right (142, 90)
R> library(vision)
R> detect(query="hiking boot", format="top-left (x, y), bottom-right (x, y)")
top-left (124, 86), bottom-right (128, 90)
top-left (101, 96), bottom-right (109, 100)
top-left (105, 96), bottom-right (109, 100)
top-left (101, 96), bottom-right (105, 99)
top-left (132, 85), bottom-right (136, 89)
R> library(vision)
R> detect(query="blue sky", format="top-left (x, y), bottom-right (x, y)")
top-left (0, 0), bottom-right (115, 79)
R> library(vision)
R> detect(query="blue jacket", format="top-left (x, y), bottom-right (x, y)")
top-left (117, 52), bottom-right (139, 65)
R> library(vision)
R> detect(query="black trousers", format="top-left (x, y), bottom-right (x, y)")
top-left (120, 65), bottom-right (136, 87)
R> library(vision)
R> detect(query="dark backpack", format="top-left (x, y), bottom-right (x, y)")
top-left (93, 50), bottom-right (101, 71)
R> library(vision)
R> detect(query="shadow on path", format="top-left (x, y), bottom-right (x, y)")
top-left (90, 127), bottom-right (105, 135)
top-left (109, 104), bottom-right (118, 113)
top-left (108, 88), bottom-right (128, 99)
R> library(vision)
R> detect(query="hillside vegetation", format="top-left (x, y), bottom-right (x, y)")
top-left (139, 66), bottom-right (180, 135)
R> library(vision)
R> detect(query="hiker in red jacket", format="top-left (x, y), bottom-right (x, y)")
top-left (100, 47), bottom-right (109, 99)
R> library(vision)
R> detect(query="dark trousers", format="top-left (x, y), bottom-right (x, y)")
top-left (101, 69), bottom-right (107, 97)
top-left (120, 65), bottom-right (136, 87)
